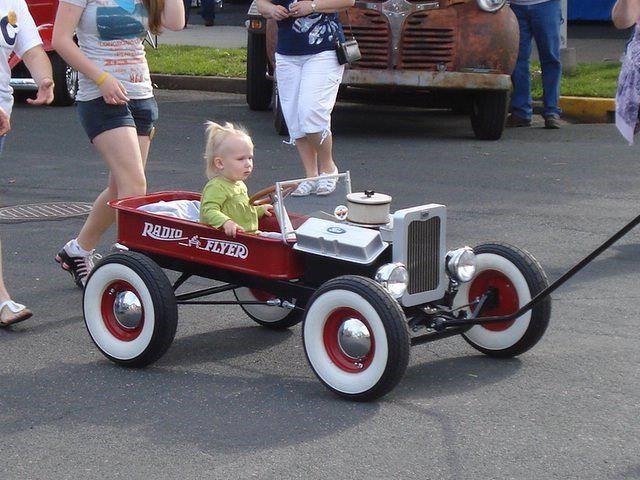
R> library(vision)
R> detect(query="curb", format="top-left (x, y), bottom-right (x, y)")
top-left (152, 73), bottom-right (616, 124)
top-left (151, 74), bottom-right (246, 94)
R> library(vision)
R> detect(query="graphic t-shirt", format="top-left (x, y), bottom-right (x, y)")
top-left (61, 0), bottom-right (152, 101)
top-left (0, 0), bottom-right (42, 116)
top-left (275, 0), bottom-right (345, 56)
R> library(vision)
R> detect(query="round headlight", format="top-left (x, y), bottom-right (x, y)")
top-left (375, 263), bottom-right (409, 299)
top-left (446, 247), bottom-right (477, 283)
top-left (476, 0), bottom-right (506, 12)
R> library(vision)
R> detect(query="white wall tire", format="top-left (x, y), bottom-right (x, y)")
top-left (83, 252), bottom-right (178, 367)
top-left (455, 243), bottom-right (551, 357)
top-left (233, 287), bottom-right (302, 329)
top-left (303, 276), bottom-right (409, 401)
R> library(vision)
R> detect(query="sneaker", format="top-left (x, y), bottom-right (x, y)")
top-left (505, 114), bottom-right (531, 128)
top-left (55, 241), bottom-right (101, 289)
top-left (316, 170), bottom-right (339, 196)
top-left (544, 115), bottom-right (562, 129)
top-left (291, 179), bottom-right (317, 197)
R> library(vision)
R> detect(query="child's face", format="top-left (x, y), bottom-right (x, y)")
top-left (215, 134), bottom-right (254, 182)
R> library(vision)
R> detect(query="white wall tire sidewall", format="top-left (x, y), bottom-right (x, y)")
top-left (457, 253), bottom-right (531, 351)
top-left (84, 263), bottom-right (156, 360)
top-left (304, 289), bottom-right (389, 395)
top-left (234, 287), bottom-right (291, 323)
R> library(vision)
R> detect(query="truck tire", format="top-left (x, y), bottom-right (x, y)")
top-left (454, 242), bottom-right (551, 358)
top-left (273, 82), bottom-right (289, 136)
top-left (470, 91), bottom-right (509, 140)
top-left (50, 52), bottom-right (78, 107)
top-left (246, 30), bottom-right (272, 111)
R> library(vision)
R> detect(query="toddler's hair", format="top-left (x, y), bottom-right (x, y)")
top-left (204, 121), bottom-right (253, 179)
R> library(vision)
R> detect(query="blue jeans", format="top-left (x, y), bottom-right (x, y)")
top-left (200, 0), bottom-right (215, 22)
top-left (510, 0), bottom-right (562, 120)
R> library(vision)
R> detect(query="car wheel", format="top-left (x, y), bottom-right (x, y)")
top-left (233, 287), bottom-right (302, 329)
top-left (470, 91), bottom-right (509, 140)
top-left (83, 252), bottom-right (178, 367)
top-left (303, 275), bottom-right (409, 401)
top-left (50, 52), bottom-right (78, 106)
top-left (273, 81), bottom-right (289, 136)
top-left (246, 30), bottom-right (272, 111)
top-left (455, 242), bottom-right (551, 358)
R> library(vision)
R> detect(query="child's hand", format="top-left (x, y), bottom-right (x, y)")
top-left (223, 220), bottom-right (244, 237)
top-left (263, 204), bottom-right (274, 217)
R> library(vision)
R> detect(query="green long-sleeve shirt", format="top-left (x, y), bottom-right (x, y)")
top-left (200, 177), bottom-right (266, 234)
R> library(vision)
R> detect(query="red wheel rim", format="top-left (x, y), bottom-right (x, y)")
top-left (249, 288), bottom-right (275, 302)
top-left (100, 280), bottom-right (145, 341)
top-left (468, 269), bottom-right (519, 332)
top-left (323, 307), bottom-right (375, 373)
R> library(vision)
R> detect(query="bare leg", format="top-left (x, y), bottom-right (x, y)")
top-left (305, 132), bottom-right (337, 174)
top-left (76, 127), bottom-right (146, 251)
top-left (0, 239), bottom-right (10, 305)
top-left (295, 137), bottom-right (319, 178)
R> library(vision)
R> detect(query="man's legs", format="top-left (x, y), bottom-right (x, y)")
top-left (201, 0), bottom-right (215, 25)
top-left (510, 4), bottom-right (534, 121)
top-left (531, 0), bottom-right (562, 119)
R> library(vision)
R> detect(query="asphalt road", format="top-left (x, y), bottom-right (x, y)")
top-left (1, 90), bottom-right (639, 480)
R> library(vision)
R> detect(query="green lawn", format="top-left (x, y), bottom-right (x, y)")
top-left (146, 45), bottom-right (620, 98)
top-left (531, 61), bottom-right (619, 98)
top-left (146, 44), bottom-right (247, 77)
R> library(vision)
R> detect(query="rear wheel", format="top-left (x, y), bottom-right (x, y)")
top-left (303, 276), bottom-right (409, 401)
top-left (470, 91), bottom-right (509, 140)
top-left (273, 82), bottom-right (289, 136)
top-left (246, 30), bottom-right (272, 111)
top-left (83, 252), bottom-right (178, 367)
top-left (233, 287), bottom-right (302, 329)
top-left (455, 243), bottom-right (551, 358)
top-left (50, 52), bottom-right (78, 106)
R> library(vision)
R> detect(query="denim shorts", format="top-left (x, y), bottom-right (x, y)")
top-left (77, 97), bottom-right (159, 142)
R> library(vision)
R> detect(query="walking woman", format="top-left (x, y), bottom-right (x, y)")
top-left (257, 0), bottom-right (353, 196)
top-left (0, 0), bottom-right (55, 326)
top-left (52, 0), bottom-right (184, 288)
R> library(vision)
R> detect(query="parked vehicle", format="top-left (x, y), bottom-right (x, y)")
top-left (82, 173), bottom-right (552, 401)
top-left (10, 0), bottom-right (78, 106)
top-left (246, 0), bottom-right (518, 140)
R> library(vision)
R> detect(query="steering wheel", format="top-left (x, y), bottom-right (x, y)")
top-left (249, 183), bottom-right (298, 206)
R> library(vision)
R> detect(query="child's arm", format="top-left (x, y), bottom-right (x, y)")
top-left (256, 204), bottom-right (274, 219)
top-left (200, 182), bottom-right (233, 228)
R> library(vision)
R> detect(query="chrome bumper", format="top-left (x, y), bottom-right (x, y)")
top-left (10, 78), bottom-right (37, 91)
top-left (342, 69), bottom-right (512, 91)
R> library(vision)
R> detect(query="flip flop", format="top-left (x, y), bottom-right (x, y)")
top-left (0, 300), bottom-right (33, 327)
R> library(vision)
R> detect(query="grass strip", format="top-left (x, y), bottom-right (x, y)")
top-left (531, 61), bottom-right (620, 99)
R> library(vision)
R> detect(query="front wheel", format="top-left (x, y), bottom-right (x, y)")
top-left (50, 52), bottom-right (78, 106)
top-left (470, 91), bottom-right (509, 140)
top-left (83, 251), bottom-right (178, 367)
top-left (233, 287), bottom-right (302, 329)
top-left (454, 242), bottom-right (551, 358)
top-left (303, 275), bottom-right (409, 401)
top-left (273, 82), bottom-right (289, 136)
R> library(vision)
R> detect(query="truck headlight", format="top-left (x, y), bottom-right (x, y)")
top-left (375, 263), bottom-right (409, 299)
top-left (476, 0), bottom-right (506, 12)
top-left (446, 247), bottom-right (476, 283)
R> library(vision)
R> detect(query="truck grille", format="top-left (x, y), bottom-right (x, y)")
top-left (399, 11), bottom-right (456, 70)
top-left (407, 217), bottom-right (440, 294)
top-left (342, 10), bottom-right (391, 69)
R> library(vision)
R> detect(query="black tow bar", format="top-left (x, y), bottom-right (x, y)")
top-left (441, 212), bottom-right (640, 329)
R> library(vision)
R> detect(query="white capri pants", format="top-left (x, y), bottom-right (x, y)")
top-left (275, 50), bottom-right (345, 143)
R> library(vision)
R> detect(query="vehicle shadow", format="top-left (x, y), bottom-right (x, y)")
top-left (396, 352), bottom-right (522, 400)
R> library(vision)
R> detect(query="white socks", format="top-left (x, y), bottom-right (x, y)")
top-left (66, 238), bottom-right (92, 257)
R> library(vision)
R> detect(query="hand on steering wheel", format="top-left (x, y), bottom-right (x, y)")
top-left (249, 183), bottom-right (298, 206)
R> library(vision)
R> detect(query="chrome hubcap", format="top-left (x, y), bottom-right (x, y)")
top-left (112, 290), bottom-right (142, 330)
top-left (337, 318), bottom-right (371, 359)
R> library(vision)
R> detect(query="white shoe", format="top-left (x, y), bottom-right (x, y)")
top-left (316, 170), bottom-right (339, 196)
top-left (291, 179), bottom-right (317, 196)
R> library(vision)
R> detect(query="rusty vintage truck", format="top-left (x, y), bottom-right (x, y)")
top-left (246, 0), bottom-right (518, 140)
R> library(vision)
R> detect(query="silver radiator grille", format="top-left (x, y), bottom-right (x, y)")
top-left (407, 217), bottom-right (440, 294)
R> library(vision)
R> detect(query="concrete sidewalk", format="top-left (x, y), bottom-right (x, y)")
top-left (159, 25), bottom-right (247, 49)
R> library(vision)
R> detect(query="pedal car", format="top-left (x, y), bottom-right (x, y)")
top-left (83, 172), bottom-right (551, 401)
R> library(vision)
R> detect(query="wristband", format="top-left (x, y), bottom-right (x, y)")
top-left (95, 72), bottom-right (109, 86)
